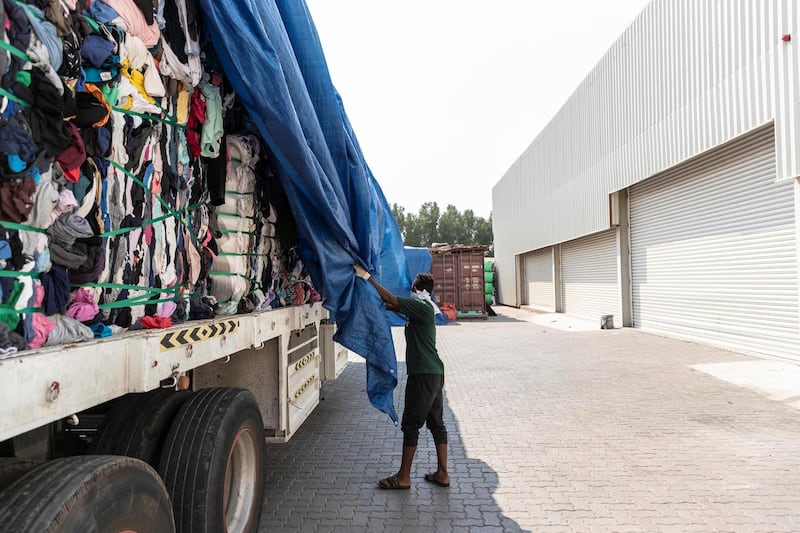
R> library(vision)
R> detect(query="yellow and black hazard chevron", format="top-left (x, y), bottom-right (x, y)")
top-left (159, 320), bottom-right (239, 352)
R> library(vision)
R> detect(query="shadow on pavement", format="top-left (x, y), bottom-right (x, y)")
top-left (260, 360), bottom-right (526, 532)
top-left (479, 314), bottom-right (525, 324)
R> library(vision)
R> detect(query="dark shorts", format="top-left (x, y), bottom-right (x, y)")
top-left (401, 374), bottom-right (447, 447)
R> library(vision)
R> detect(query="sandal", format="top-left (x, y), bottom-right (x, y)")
top-left (424, 472), bottom-right (450, 487)
top-left (378, 474), bottom-right (410, 490)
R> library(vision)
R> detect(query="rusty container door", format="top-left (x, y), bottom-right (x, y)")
top-left (430, 253), bottom-right (458, 307)
top-left (430, 245), bottom-right (488, 318)
top-left (458, 250), bottom-right (486, 316)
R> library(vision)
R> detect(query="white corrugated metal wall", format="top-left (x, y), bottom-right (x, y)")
top-left (560, 231), bottom-right (622, 323)
top-left (492, 0), bottom-right (800, 308)
top-left (523, 248), bottom-right (555, 311)
top-left (629, 126), bottom-right (799, 360)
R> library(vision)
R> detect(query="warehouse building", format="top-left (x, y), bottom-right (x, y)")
top-left (492, 0), bottom-right (800, 361)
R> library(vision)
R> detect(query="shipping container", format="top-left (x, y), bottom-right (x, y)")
top-left (430, 245), bottom-right (489, 319)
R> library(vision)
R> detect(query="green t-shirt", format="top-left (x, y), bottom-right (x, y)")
top-left (396, 296), bottom-right (444, 375)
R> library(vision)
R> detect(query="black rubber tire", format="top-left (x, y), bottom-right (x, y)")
top-left (158, 388), bottom-right (266, 533)
top-left (0, 455), bottom-right (175, 533)
top-left (91, 389), bottom-right (192, 466)
top-left (0, 458), bottom-right (40, 493)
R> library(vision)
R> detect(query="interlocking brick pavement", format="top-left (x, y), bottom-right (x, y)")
top-left (260, 306), bottom-right (800, 532)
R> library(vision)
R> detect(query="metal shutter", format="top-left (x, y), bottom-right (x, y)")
top-left (629, 126), bottom-right (799, 360)
top-left (561, 230), bottom-right (621, 323)
top-left (524, 248), bottom-right (554, 311)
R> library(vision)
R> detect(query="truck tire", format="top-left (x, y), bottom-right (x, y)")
top-left (158, 388), bottom-right (265, 533)
top-left (0, 458), bottom-right (40, 492)
top-left (91, 389), bottom-right (192, 467)
top-left (0, 455), bottom-right (174, 533)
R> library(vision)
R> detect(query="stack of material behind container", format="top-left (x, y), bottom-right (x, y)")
top-left (429, 244), bottom-right (489, 319)
top-left (484, 258), bottom-right (495, 306)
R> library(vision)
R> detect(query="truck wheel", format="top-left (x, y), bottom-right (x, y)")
top-left (91, 389), bottom-right (192, 466)
top-left (158, 388), bottom-right (265, 533)
top-left (0, 455), bottom-right (174, 532)
top-left (0, 458), bottom-right (40, 492)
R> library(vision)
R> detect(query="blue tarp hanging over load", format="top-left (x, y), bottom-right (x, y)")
top-left (199, 0), bottom-right (407, 421)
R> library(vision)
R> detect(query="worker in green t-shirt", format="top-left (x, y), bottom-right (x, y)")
top-left (354, 264), bottom-right (450, 490)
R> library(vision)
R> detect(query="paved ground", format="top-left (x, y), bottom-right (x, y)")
top-left (260, 306), bottom-right (800, 532)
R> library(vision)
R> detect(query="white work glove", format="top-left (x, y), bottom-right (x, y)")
top-left (354, 264), bottom-right (371, 280)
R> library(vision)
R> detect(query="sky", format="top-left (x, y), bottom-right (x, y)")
top-left (305, 1), bottom-right (652, 219)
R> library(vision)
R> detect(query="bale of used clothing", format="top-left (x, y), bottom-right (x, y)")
top-left (208, 135), bottom-right (258, 315)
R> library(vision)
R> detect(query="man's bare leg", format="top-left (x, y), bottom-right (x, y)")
top-left (424, 443), bottom-right (450, 486)
top-left (378, 445), bottom-right (415, 489)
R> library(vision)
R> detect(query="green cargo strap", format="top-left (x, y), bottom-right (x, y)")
top-left (75, 282), bottom-right (183, 295)
top-left (0, 221), bottom-right (46, 233)
top-left (98, 295), bottom-right (183, 310)
top-left (224, 190), bottom-right (255, 196)
top-left (0, 39), bottom-right (33, 64)
top-left (87, 282), bottom-right (184, 309)
top-left (106, 160), bottom-right (177, 215)
top-left (218, 228), bottom-right (258, 237)
top-left (111, 105), bottom-right (181, 128)
top-left (0, 85), bottom-right (31, 109)
top-left (0, 270), bottom-right (39, 279)
top-left (106, 161), bottom-right (202, 244)
top-left (105, 162), bottom-right (205, 249)
top-left (0, 306), bottom-right (42, 315)
top-left (155, 101), bottom-right (184, 126)
top-left (102, 202), bottom-right (203, 237)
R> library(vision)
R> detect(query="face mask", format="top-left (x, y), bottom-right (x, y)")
top-left (411, 289), bottom-right (441, 315)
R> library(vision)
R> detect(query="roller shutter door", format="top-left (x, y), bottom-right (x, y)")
top-left (524, 248), bottom-right (554, 311)
top-left (629, 127), bottom-right (799, 360)
top-left (560, 230), bottom-right (621, 323)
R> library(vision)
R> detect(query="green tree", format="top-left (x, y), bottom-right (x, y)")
top-left (438, 204), bottom-right (468, 244)
top-left (392, 203), bottom-right (422, 246)
top-left (474, 213), bottom-right (493, 252)
top-left (391, 203), bottom-right (406, 238)
top-left (416, 202), bottom-right (440, 246)
top-left (461, 209), bottom-right (476, 243)
top-left (403, 211), bottom-right (423, 247)
top-left (389, 202), bottom-right (493, 249)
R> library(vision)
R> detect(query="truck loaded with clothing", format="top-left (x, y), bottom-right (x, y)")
top-left (0, 1), bottom-right (409, 532)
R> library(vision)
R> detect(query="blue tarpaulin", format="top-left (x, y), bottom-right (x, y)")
top-left (199, 0), bottom-right (406, 421)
